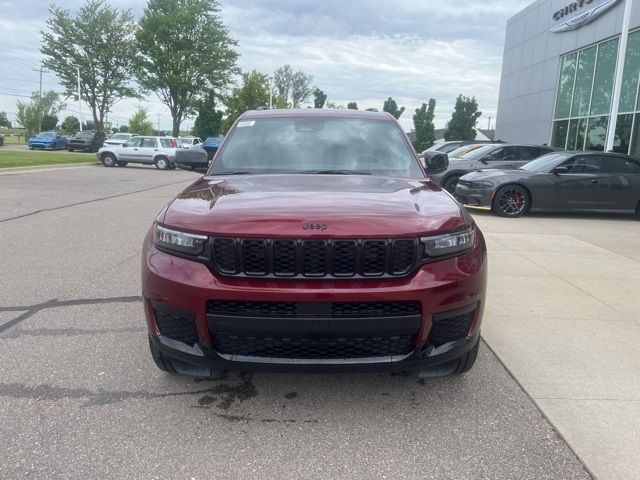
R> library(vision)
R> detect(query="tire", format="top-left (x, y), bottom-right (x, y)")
top-left (417, 341), bottom-right (480, 377)
top-left (101, 153), bottom-right (117, 167)
top-left (68, 148), bottom-right (74, 152)
top-left (450, 340), bottom-right (479, 374)
top-left (148, 335), bottom-right (225, 378)
top-left (155, 157), bottom-right (170, 170)
top-left (116, 162), bottom-right (128, 167)
top-left (636, 201), bottom-right (640, 219)
top-left (492, 184), bottom-right (530, 218)
top-left (443, 175), bottom-right (461, 194)
top-left (148, 335), bottom-right (177, 373)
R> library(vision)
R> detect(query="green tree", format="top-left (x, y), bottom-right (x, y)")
top-left (135, 0), bottom-right (239, 136)
top-left (347, 102), bottom-right (358, 110)
top-left (273, 65), bottom-right (313, 108)
top-left (325, 101), bottom-right (345, 109)
top-left (383, 97), bottom-right (405, 119)
top-left (118, 124), bottom-right (129, 133)
top-left (444, 95), bottom-right (482, 141)
top-left (313, 88), bottom-right (327, 108)
top-left (0, 111), bottom-right (10, 128)
top-left (128, 107), bottom-right (154, 135)
top-left (193, 91), bottom-right (224, 139)
top-left (222, 70), bottom-right (270, 132)
top-left (413, 98), bottom-right (436, 152)
top-left (41, 114), bottom-right (58, 131)
top-left (41, 0), bottom-right (139, 132)
top-left (60, 116), bottom-right (80, 136)
top-left (15, 91), bottom-right (64, 137)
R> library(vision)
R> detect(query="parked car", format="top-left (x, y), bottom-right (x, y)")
top-left (200, 135), bottom-right (224, 160)
top-left (455, 151), bottom-right (640, 217)
top-left (97, 136), bottom-right (178, 169)
top-left (68, 130), bottom-right (107, 152)
top-left (177, 136), bottom-right (202, 149)
top-left (27, 131), bottom-right (69, 150)
top-left (431, 143), bottom-right (557, 193)
top-left (426, 140), bottom-right (497, 154)
top-left (104, 133), bottom-right (138, 147)
top-left (146, 108), bottom-right (487, 378)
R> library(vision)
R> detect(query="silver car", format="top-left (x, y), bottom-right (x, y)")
top-left (177, 136), bottom-right (203, 149)
top-left (104, 133), bottom-right (139, 147)
top-left (97, 136), bottom-right (178, 170)
top-left (430, 144), bottom-right (556, 193)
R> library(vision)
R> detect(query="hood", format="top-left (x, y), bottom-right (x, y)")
top-left (461, 168), bottom-right (537, 182)
top-left (162, 174), bottom-right (469, 237)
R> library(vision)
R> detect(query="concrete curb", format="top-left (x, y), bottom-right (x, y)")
top-left (0, 162), bottom-right (100, 175)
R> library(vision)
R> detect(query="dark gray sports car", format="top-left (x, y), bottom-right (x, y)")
top-left (454, 151), bottom-right (640, 217)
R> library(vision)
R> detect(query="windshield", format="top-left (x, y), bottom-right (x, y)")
top-left (453, 144), bottom-right (496, 160)
top-left (76, 131), bottom-right (94, 138)
top-left (204, 136), bottom-right (223, 143)
top-left (111, 133), bottom-right (129, 140)
top-left (210, 117), bottom-right (423, 178)
top-left (447, 144), bottom-right (484, 158)
top-left (37, 132), bottom-right (56, 138)
top-left (437, 143), bottom-right (462, 154)
top-left (519, 152), bottom-right (571, 172)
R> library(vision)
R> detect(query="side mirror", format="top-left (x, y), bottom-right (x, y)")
top-left (175, 147), bottom-right (209, 174)
top-left (553, 166), bottom-right (569, 174)
top-left (423, 151), bottom-right (449, 175)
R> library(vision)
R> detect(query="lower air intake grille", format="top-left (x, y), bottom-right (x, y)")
top-left (428, 310), bottom-right (475, 347)
top-left (154, 309), bottom-right (198, 346)
top-left (214, 334), bottom-right (414, 359)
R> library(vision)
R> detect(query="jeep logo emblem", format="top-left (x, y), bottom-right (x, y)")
top-left (302, 223), bottom-right (327, 231)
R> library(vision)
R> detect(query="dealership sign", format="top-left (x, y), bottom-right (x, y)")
top-left (551, 0), bottom-right (621, 32)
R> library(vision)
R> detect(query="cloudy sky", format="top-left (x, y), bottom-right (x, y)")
top-left (0, 0), bottom-right (531, 132)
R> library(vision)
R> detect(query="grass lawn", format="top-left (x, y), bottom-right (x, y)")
top-left (0, 150), bottom-right (98, 168)
top-left (3, 136), bottom-right (26, 145)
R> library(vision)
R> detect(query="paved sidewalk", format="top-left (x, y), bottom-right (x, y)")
top-left (474, 211), bottom-right (640, 480)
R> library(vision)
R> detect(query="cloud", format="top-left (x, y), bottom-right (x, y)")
top-left (0, 0), bottom-right (530, 132)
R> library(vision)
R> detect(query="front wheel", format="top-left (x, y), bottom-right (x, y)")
top-left (492, 184), bottom-right (530, 217)
top-left (443, 175), bottom-right (461, 194)
top-left (68, 148), bottom-right (74, 152)
top-left (101, 153), bottom-right (117, 167)
top-left (155, 157), bottom-right (170, 170)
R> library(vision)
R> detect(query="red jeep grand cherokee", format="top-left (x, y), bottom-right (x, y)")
top-left (142, 109), bottom-right (487, 377)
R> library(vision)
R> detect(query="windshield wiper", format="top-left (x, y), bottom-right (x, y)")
top-left (296, 169), bottom-right (371, 175)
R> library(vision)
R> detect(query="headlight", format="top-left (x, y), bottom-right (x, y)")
top-left (471, 181), bottom-right (493, 188)
top-left (421, 227), bottom-right (475, 258)
top-left (154, 224), bottom-right (207, 255)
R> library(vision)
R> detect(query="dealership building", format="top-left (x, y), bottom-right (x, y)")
top-left (495, 0), bottom-right (640, 155)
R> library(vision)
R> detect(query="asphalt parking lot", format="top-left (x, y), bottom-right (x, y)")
top-left (2, 163), bottom-right (637, 479)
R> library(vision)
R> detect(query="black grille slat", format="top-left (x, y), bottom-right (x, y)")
top-left (214, 334), bottom-right (413, 359)
top-left (243, 239), bottom-right (267, 275)
top-left (391, 239), bottom-right (417, 275)
top-left (333, 240), bottom-right (357, 276)
top-left (209, 237), bottom-right (419, 279)
top-left (303, 240), bottom-right (327, 276)
top-left (273, 240), bottom-right (296, 276)
top-left (362, 240), bottom-right (387, 276)
top-left (154, 311), bottom-right (198, 345)
top-left (212, 238), bottom-right (237, 273)
top-left (208, 300), bottom-right (298, 317)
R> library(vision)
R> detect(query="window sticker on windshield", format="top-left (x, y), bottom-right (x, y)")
top-left (237, 120), bottom-right (255, 128)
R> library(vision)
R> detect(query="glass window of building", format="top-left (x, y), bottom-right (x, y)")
top-left (553, 32), bottom-right (640, 155)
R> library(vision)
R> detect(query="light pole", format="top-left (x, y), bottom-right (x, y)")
top-left (73, 65), bottom-right (82, 131)
top-left (267, 77), bottom-right (273, 109)
top-left (606, 0), bottom-right (633, 152)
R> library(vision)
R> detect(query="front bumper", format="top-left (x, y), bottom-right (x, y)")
top-left (454, 184), bottom-right (495, 209)
top-left (68, 141), bottom-right (91, 149)
top-left (28, 142), bottom-right (56, 150)
top-left (142, 229), bottom-right (487, 373)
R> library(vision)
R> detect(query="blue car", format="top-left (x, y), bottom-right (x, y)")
top-left (200, 135), bottom-right (224, 160)
top-left (28, 131), bottom-right (69, 150)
